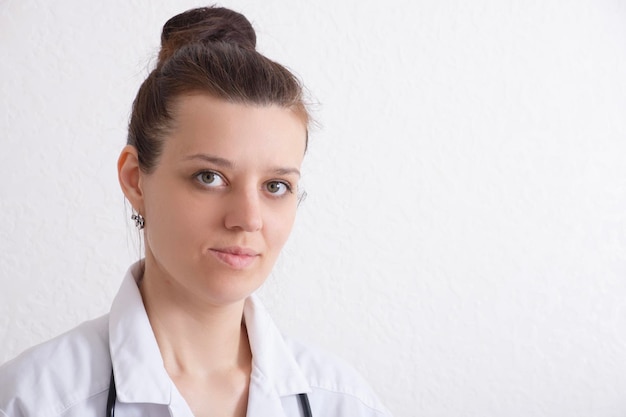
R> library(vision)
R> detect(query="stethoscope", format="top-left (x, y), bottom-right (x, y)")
top-left (106, 370), bottom-right (313, 417)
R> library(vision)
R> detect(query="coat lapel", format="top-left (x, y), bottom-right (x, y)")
top-left (244, 295), bottom-right (311, 417)
top-left (246, 366), bottom-right (289, 417)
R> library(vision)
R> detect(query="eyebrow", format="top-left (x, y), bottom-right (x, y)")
top-left (183, 153), bottom-right (301, 177)
top-left (183, 153), bottom-right (234, 168)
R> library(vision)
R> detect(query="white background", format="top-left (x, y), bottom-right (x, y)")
top-left (1, 0), bottom-right (626, 416)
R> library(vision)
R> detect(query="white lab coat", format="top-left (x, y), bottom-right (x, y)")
top-left (0, 262), bottom-right (392, 417)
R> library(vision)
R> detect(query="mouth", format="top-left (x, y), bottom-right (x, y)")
top-left (209, 247), bottom-right (259, 269)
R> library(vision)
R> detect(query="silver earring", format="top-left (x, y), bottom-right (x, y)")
top-left (131, 212), bottom-right (145, 230)
top-left (297, 189), bottom-right (308, 207)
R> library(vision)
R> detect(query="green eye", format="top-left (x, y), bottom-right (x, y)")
top-left (201, 172), bottom-right (215, 183)
top-left (196, 171), bottom-right (225, 187)
top-left (266, 181), bottom-right (290, 196)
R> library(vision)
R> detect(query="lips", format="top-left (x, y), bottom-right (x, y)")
top-left (209, 247), bottom-right (259, 269)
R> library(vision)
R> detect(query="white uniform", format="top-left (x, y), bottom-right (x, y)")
top-left (0, 263), bottom-right (392, 417)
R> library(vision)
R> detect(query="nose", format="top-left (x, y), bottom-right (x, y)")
top-left (224, 187), bottom-right (263, 232)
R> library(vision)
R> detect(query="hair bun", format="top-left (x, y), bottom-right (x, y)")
top-left (158, 7), bottom-right (257, 65)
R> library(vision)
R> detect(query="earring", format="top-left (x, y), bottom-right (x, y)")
top-left (297, 189), bottom-right (308, 207)
top-left (131, 212), bottom-right (145, 230)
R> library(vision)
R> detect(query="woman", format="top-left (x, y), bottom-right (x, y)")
top-left (0, 6), bottom-right (391, 417)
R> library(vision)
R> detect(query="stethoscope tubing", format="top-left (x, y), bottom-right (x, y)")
top-left (106, 370), bottom-right (313, 417)
top-left (106, 370), bottom-right (116, 417)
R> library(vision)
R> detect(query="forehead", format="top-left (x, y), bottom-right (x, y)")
top-left (162, 94), bottom-right (307, 165)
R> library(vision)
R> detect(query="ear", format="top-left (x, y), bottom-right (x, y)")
top-left (117, 145), bottom-right (144, 212)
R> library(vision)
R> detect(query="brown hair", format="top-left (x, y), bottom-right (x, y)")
top-left (127, 6), bottom-right (309, 173)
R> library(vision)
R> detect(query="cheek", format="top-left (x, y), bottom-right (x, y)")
top-left (143, 186), bottom-right (203, 244)
top-left (266, 204), bottom-right (298, 250)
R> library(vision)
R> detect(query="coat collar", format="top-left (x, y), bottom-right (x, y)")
top-left (108, 261), bottom-right (311, 411)
top-left (244, 295), bottom-right (311, 417)
top-left (108, 261), bottom-right (171, 405)
top-left (244, 295), bottom-right (311, 396)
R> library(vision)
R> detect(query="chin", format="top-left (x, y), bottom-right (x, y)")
top-left (192, 271), bottom-right (266, 306)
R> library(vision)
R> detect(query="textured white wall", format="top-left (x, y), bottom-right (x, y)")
top-left (1, 0), bottom-right (626, 416)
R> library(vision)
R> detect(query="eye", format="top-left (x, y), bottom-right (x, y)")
top-left (265, 181), bottom-right (292, 196)
top-left (195, 171), bottom-right (226, 187)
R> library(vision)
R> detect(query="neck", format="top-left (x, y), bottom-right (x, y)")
top-left (138, 262), bottom-right (252, 376)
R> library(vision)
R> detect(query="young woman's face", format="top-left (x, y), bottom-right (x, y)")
top-left (138, 94), bottom-right (306, 306)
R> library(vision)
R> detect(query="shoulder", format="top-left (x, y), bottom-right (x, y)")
top-left (284, 336), bottom-right (392, 417)
top-left (0, 315), bottom-right (110, 417)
